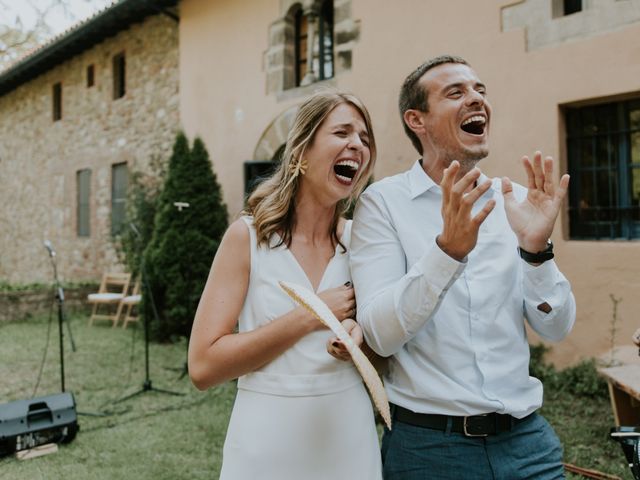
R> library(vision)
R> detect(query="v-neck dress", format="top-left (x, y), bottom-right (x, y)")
top-left (219, 216), bottom-right (382, 480)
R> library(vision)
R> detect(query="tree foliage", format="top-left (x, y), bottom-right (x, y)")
top-left (0, 0), bottom-right (109, 69)
top-left (143, 132), bottom-right (228, 342)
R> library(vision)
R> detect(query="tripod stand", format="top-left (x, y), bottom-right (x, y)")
top-left (44, 240), bottom-right (76, 392)
top-left (115, 224), bottom-right (183, 403)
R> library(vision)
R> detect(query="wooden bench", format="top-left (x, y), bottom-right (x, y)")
top-left (598, 345), bottom-right (640, 426)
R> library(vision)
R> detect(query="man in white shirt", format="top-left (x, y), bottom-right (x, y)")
top-left (351, 55), bottom-right (576, 479)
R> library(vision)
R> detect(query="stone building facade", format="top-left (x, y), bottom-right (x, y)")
top-left (0, 11), bottom-right (179, 284)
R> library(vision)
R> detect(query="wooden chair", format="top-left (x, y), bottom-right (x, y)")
top-left (87, 272), bottom-right (131, 327)
top-left (121, 279), bottom-right (141, 329)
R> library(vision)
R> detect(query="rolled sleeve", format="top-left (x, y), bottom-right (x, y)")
top-left (522, 260), bottom-right (576, 342)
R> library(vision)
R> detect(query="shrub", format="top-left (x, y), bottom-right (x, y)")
top-left (529, 343), bottom-right (608, 399)
top-left (143, 133), bottom-right (228, 342)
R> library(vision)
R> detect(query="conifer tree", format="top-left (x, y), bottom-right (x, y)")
top-left (144, 132), bottom-right (228, 341)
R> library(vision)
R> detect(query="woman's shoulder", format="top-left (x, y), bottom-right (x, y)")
top-left (224, 218), bottom-right (251, 244)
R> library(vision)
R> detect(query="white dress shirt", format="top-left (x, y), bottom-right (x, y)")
top-left (351, 160), bottom-right (576, 418)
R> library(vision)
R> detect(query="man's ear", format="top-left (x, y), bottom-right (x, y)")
top-left (403, 109), bottom-right (426, 136)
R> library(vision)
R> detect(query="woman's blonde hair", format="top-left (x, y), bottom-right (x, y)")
top-left (245, 90), bottom-right (377, 249)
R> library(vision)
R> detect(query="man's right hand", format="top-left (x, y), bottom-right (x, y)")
top-left (437, 161), bottom-right (496, 261)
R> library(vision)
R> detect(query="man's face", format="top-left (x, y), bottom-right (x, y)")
top-left (419, 63), bottom-right (491, 168)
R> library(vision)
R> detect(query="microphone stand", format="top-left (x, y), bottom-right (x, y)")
top-left (115, 224), bottom-right (183, 403)
top-left (44, 241), bottom-right (76, 393)
top-left (41, 242), bottom-right (118, 418)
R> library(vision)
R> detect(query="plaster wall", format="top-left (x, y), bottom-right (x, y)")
top-left (179, 0), bottom-right (640, 365)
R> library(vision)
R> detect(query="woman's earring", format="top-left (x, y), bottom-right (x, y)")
top-left (289, 156), bottom-right (308, 178)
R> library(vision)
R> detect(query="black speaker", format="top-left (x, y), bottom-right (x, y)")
top-left (0, 392), bottom-right (79, 457)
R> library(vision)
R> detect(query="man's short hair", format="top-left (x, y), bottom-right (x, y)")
top-left (399, 55), bottom-right (469, 155)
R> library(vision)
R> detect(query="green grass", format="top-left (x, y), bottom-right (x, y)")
top-left (0, 313), bottom-right (235, 479)
top-left (0, 313), bottom-right (633, 479)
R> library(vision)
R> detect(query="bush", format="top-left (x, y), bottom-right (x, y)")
top-left (529, 343), bottom-right (608, 399)
top-left (118, 154), bottom-right (166, 278)
top-left (143, 133), bottom-right (228, 342)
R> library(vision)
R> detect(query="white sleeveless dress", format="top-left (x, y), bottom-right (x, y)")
top-left (219, 217), bottom-right (382, 480)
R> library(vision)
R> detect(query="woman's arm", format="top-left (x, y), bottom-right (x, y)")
top-left (188, 219), bottom-right (323, 390)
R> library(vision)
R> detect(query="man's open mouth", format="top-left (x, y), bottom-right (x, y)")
top-left (334, 159), bottom-right (359, 184)
top-left (460, 115), bottom-right (486, 135)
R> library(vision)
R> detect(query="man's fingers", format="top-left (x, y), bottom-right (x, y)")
top-left (472, 199), bottom-right (496, 226)
top-left (522, 156), bottom-right (536, 190)
top-left (462, 178), bottom-right (492, 207)
top-left (452, 167), bottom-right (481, 196)
top-left (532, 151), bottom-right (544, 190)
top-left (553, 174), bottom-right (570, 208)
top-left (543, 156), bottom-right (555, 196)
top-left (441, 160), bottom-right (460, 196)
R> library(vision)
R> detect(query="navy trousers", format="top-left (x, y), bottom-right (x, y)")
top-left (381, 412), bottom-right (564, 480)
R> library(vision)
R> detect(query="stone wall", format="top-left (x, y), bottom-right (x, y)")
top-left (0, 14), bottom-right (179, 284)
top-left (502, 0), bottom-right (640, 50)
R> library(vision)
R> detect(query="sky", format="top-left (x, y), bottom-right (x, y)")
top-left (2, 0), bottom-right (113, 37)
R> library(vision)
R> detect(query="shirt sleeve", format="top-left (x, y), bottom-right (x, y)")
top-left (522, 259), bottom-right (576, 342)
top-left (350, 189), bottom-right (465, 357)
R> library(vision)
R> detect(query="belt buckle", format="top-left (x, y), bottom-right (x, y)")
top-left (463, 414), bottom-right (489, 437)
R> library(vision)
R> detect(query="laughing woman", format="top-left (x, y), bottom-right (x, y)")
top-left (188, 91), bottom-right (381, 479)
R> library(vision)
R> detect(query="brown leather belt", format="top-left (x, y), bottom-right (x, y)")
top-left (392, 404), bottom-right (532, 437)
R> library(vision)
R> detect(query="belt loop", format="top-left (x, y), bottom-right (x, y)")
top-left (445, 416), bottom-right (453, 436)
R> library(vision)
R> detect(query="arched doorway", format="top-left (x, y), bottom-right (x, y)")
top-left (244, 105), bottom-right (298, 195)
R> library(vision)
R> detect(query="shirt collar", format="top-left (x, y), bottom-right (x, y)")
top-left (408, 159), bottom-right (437, 199)
top-left (408, 159), bottom-right (494, 200)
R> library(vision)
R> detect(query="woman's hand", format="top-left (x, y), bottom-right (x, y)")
top-left (317, 283), bottom-right (355, 322)
top-left (327, 319), bottom-right (363, 361)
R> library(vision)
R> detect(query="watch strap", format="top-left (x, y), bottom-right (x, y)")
top-left (518, 241), bottom-right (554, 264)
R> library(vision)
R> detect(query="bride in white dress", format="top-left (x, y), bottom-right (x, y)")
top-left (188, 91), bottom-right (382, 479)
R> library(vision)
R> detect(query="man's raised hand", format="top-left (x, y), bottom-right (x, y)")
top-left (437, 161), bottom-right (496, 262)
top-left (502, 152), bottom-right (570, 254)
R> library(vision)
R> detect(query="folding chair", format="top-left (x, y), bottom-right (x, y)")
top-left (121, 279), bottom-right (141, 329)
top-left (87, 272), bottom-right (131, 327)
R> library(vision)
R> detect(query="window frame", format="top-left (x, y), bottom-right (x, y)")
top-left (111, 162), bottom-right (128, 236)
top-left (52, 82), bottom-right (62, 121)
top-left (566, 98), bottom-right (640, 240)
top-left (112, 52), bottom-right (126, 100)
top-left (76, 169), bottom-right (91, 237)
top-left (87, 64), bottom-right (95, 88)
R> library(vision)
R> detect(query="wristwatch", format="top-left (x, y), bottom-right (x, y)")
top-left (518, 240), bottom-right (554, 264)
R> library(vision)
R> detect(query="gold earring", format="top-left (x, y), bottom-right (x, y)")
top-left (289, 156), bottom-right (308, 177)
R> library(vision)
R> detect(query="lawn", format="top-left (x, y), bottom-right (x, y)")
top-left (0, 312), bottom-right (633, 479)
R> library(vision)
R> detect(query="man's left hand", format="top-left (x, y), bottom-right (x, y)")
top-left (502, 151), bottom-right (570, 253)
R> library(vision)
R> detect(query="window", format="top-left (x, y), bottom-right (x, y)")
top-left (266, 0), bottom-right (358, 95)
top-left (563, 0), bottom-right (582, 15)
top-left (315, 0), bottom-right (334, 81)
top-left (52, 82), bottom-right (62, 121)
top-left (293, 1), bottom-right (334, 87)
top-left (295, 8), bottom-right (308, 86)
top-left (77, 169), bottom-right (91, 237)
top-left (566, 99), bottom-right (640, 239)
top-left (552, 0), bottom-right (582, 17)
top-left (87, 64), bottom-right (95, 87)
top-left (243, 145), bottom-right (283, 197)
top-left (111, 163), bottom-right (128, 235)
top-left (112, 52), bottom-right (126, 99)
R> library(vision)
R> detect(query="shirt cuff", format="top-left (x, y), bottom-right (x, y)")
top-left (522, 258), bottom-right (558, 287)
